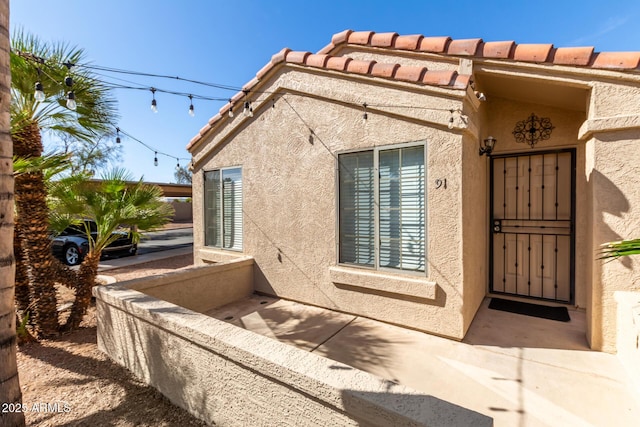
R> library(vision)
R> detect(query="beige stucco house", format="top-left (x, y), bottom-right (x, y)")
top-left (186, 29), bottom-right (640, 353)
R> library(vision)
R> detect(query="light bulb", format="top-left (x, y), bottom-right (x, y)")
top-left (34, 82), bottom-right (45, 101)
top-left (243, 101), bottom-right (253, 117)
top-left (116, 136), bottom-right (121, 144)
top-left (188, 104), bottom-right (195, 117)
top-left (151, 99), bottom-right (158, 113)
top-left (64, 75), bottom-right (73, 87)
top-left (66, 91), bottom-right (77, 111)
top-left (448, 117), bottom-right (454, 129)
top-left (176, 159), bottom-right (180, 170)
top-left (154, 153), bottom-right (158, 167)
top-left (229, 108), bottom-right (234, 118)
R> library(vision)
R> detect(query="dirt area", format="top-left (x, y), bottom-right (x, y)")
top-left (16, 253), bottom-right (208, 426)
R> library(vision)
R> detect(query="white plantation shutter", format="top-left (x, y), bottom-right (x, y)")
top-left (204, 167), bottom-right (242, 250)
top-left (339, 151), bottom-right (375, 266)
top-left (222, 168), bottom-right (243, 250)
top-left (339, 144), bottom-right (425, 272)
top-left (379, 146), bottom-right (425, 271)
top-left (204, 170), bottom-right (221, 247)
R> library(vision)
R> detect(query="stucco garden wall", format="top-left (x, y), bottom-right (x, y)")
top-left (124, 257), bottom-right (253, 314)
top-left (191, 65), bottom-right (479, 340)
top-left (94, 274), bottom-right (492, 427)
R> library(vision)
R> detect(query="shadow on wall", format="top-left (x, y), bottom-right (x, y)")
top-left (589, 168), bottom-right (631, 269)
top-left (104, 294), bottom-right (210, 423)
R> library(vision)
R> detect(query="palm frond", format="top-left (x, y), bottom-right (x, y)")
top-left (598, 239), bottom-right (640, 260)
top-left (13, 152), bottom-right (71, 179)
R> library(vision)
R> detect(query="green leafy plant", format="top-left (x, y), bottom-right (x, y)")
top-left (599, 239), bottom-right (640, 260)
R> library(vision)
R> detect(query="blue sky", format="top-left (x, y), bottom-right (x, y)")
top-left (11, 0), bottom-right (640, 183)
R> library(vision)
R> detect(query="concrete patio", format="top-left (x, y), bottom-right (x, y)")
top-left (206, 295), bottom-right (640, 427)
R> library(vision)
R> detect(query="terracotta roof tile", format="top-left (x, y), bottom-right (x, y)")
top-left (452, 74), bottom-right (472, 90)
top-left (481, 41), bottom-right (515, 59)
top-left (371, 62), bottom-right (400, 78)
top-left (331, 29), bottom-right (353, 46)
top-left (394, 34), bottom-right (423, 51)
top-left (189, 30), bottom-right (640, 152)
top-left (207, 113), bottom-right (222, 127)
top-left (422, 70), bottom-right (457, 86)
top-left (271, 47), bottom-right (291, 64)
top-left (230, 91), bottom-right (245, 104)
top-left (592, 52), bottom-right (640, 70)
top-left (306, 53), bottom-right (330, 68)
top-left (346, 59), bottom-right (377, 75)
top-left (256, 62), bottom-right (274, 80)
top-left (371, 32), bottom-right (398, 47)
top-left (418, 36), bottom-right (451, 53)
top-left (394, 65), bottom-right (428, 83)
top-left (219, 103), bottom-right (231, 116)
top-left (242, 77), bottom-right (259, 92)
top-left (286, 51), bottom-right (311, 64)
top-left (326, 56), bottom-right (353, 71)
top-left (320, 29), bottom-right (640, 73)
top-left (447, 38), bottom-right (482, 56)
top-left (552, 47), bottom-right (595, 66)
top-left (348, 31), bottom-right (374, 45)
top-left (513, 44), bottom-right (554, 63)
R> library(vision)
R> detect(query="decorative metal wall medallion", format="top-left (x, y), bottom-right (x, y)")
top-left (512, 113), bottom-right (554, 148)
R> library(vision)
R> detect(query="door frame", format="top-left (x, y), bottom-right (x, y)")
top-left (488, 148), bottom-right (576, 304)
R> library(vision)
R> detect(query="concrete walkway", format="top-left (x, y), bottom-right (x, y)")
top-left (206, 295), bottom-right (640, 427)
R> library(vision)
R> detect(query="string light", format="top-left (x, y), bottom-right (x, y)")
top-left (448, 109), bottom-right (455, 129)
top-left (243, 101), bottom-right (253, 117)
top-left (66, 91), bottom-right (77, 110)
top-left (228, 99), bottom-right (234, 118)
top-left (153, 152), bottom-right (158, 166)
top-left (188, 95), bottom-right (195, 117)
top-left (150, 88), bottom-right (158, 113)
top-left (34, 81), bottom-right (45, 101)
top-left (115, 127), bottom-right (121, 144)
top-left (362, 103), bottom-right (368, 121)
top-left (115, 127), bottom-right (190, 165)
top-left (176, 158), bottom-right (181, 170)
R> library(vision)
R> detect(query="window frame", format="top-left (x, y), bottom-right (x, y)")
top-left (335, 141), bottom-right (428, 276)
top-left (203, 166), bottom-right (243, 252)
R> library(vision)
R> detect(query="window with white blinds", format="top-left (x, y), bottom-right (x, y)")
top-left (339, 145), bottom-right (425, 272)
top-left (204, 167), bottom-right (243, 250)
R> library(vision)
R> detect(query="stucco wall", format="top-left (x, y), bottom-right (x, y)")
top-left (586, 129), bottom-right (640, 351)
top-left (94, 280), bottom-right (492, 427)
top-left (169, 200), bottom-right (192, 222)
top-left (191, 65), bottom-right (477, 339)
top-left (125, 258), bottom-right (253, 314)
top-left (189, 44), bottom-right (640, 352)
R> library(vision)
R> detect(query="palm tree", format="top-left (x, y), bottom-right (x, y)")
top-left (48, 169), bottom-right (173, 330)
top-left (0, 1), bottom-right (27, 425)
top-left (11, 30), bottom-right (117, 337)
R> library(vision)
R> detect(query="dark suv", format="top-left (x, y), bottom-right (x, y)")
top-left (51, 220), bottom-right (137, 266)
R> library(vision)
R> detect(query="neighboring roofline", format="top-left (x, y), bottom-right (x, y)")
top-left (187, 29), bottom-right (640, 153)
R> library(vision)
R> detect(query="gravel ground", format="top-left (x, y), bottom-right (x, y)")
top-left (16, 253), bottom-right (208, 427)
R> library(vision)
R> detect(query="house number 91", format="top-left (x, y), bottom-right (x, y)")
top-left (435, 179), bottom-right (447, 189)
